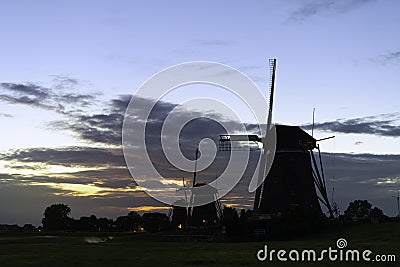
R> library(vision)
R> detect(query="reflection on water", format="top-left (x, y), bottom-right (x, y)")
top-left (84, 236), bottom-right (114, 244)
top-left (0, 235), bottom-right (114, 244)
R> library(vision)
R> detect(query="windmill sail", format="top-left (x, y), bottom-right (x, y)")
top-left (253, 59), bottom-right (277, 211)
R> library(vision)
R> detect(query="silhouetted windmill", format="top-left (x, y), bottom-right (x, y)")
top-left (170, 148), bottom-right (223, 230)
top-left (219, 59), bottom-right (334, 220)
top-left (169, 178), bottom-right (189, 229)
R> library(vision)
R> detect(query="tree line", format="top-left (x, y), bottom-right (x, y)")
top-left (0, 200), bottom-right (393, 234)
top-left (41, 204), bottom-right (170, 232)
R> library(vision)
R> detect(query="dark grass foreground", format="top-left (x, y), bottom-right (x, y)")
top-left (0, 222), bottom-right (399, 267)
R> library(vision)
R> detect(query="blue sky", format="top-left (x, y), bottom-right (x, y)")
top-left (1, 0), bottom-right (400, 225)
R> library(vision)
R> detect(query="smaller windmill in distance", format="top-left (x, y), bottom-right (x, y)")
top-left (170, 148), bottom-right (223, 230)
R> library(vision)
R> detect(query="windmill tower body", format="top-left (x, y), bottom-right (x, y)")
top-left (170, 149), bottom-right (223, 230)
top-left (170, 199), bottom-right (188, 229)
top-left (189, 183), bottom-right (222, 227)
top-left (254, 125), bottom-right (323, 218)
top-left (171, 183), bottom-right (222, 229)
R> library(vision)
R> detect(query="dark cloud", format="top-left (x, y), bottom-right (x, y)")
top-left (0, 82), bottom-right (56, 110)
top-left (319, 152), bottom-right (400, 215)
top-left (370, 51), bottom-right (400, 65)
top-left (0, 80), bottom-right (98, 113)
top-left (323, 153), bottom-right (400, 180)
top-left (289, 0), bottom-right (375, 21)
top-left (0, 158), bottom-right (138, 198)
top-left (0, 83), bottom-right (49, 98)
top-left (119, 96), bottom-right (262, 184)
top-left (50, 94), bottom-right (258, 149)
top-left (50, 75), bottom-right (80, 86)
top-left (1, 147), bottom-right (126, 167)
top-left (47, 94), bottom-right (130, 145)
top-left (0, 112), bottom-right (13, 118)
top-left (302, 113), bottom-right (400, 137)
top-left (290, 1), bottom-right (335, 21)
top-left (3, 164), bottom-right (44, 171)
top-left (0, 93), bottom-right (55, 110)
top-left (58, 93), bottom-right (96, 106)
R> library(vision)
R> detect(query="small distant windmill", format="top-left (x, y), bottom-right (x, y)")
top-left (169, 177), bottom-right (189, 229)
top-left (170, 148), bottom-right (223, 229)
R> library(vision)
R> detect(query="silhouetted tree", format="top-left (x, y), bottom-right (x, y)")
top-left (222, 206), bottom-right (240, 236)
top-left (127, 211), bottom-right (142, 231)
top-left (369, 207), bottom-right (388, 223)
top-left (128, 211), bottom-right (140, 219)
top-left (114, 211), bottom-right (142, 231)
top-left (239, 209), bottom-right (246, 221)
top-left (142, 212), bottom-right (169, 232)
top-left (0, 224), bottom-right (22, 232)
top-left (239, 208), bottom-right (253, 221)
top-left (344, 200), bottom-right (372, 221)
top-left (42, 203), bottom-right (72, 230)
top-left (97, 217), bottom-right (113, 231)
top-left (22, 224), bottom-right (37, 232)
top-left (76, 215), bottom-right (98, 231)
top-left (370, 207), bottom-right (384, 217)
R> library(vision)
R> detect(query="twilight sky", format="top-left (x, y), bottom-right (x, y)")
top-left (1, 0), bottom-right (400, 225)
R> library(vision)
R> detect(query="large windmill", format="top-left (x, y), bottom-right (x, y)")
top-left (219, 59), bottom-right (334, 220)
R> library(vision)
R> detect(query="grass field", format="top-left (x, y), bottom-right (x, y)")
top-left (0, 222), bottom-right (399, 266)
